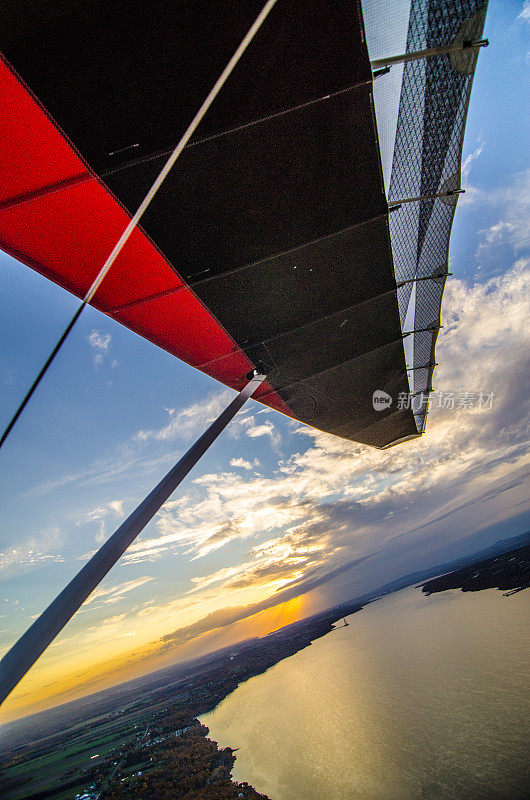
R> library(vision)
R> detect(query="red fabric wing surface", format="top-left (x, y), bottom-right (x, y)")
top-left (0, 57), bottom-right (290, 413)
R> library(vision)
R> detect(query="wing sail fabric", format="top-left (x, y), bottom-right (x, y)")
top-left (0, 0), bottom-right (485, 447)
top-left (383, 0), bottom-right (489, 434)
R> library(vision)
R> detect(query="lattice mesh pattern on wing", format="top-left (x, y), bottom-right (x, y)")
top-left (388, 0), bottom-right (487, 433)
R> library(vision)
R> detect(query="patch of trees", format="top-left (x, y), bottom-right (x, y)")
top-left (102, 722), bottom-right (270, 800)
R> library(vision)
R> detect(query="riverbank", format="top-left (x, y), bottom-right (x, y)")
top-left (203, 585), bottom-right (530, 800)
top-left (0, 602), bottom-right (364, 800)
top-left (422, 543), bottom-right (530, 595)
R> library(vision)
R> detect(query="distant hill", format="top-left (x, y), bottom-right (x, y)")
top-left (422, 543), bottom-right (530, 595)
top-left (355, 529), bottom-right (530, 601)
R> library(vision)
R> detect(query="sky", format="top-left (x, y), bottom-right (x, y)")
top-left (0, 1), bottom-right (529, 724)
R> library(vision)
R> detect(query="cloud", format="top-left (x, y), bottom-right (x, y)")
top-left (108, 500), bottom-right (124, 516)
top-left (82, 500), bottom-right (125, 543)
top-left (82, 577), bottom-right (154, 608)
top-left (88, 330), bottom-right (111, 352)
top-left (483, 220), bottom-right (516, 244)
top-left (134, 389), bottom-right (235, 444)
top-left (230, 458), bottom-right (257, 471)
top-left (244, 419), bottom-right (281, 448)
top-left (476, 168), bottom-right (530, 256)
top-left (84, 500), bottom-right (124, 522)
top-left (87, 330), bottom-right (112, 367)
top-left (0, 528), bottom-right (64, 577)
top-left (519, 1), bottom-right (530, 22)
top-left (159, 605), bottom-right (253, 648)
top-left (22, 389), bottom-right (263, 502)
top-left (155, 551), bottom-right (374, 654)
top-left (118, 259), bottom-right (529, 619)
top-left (462, 141), bottom-right (484, 182)
top-left (246, 423), bottom-right (273, 438)
top-left (460, 138), bottom-right (484, 205)
top-left (95, 520), bottom-right (107, 544)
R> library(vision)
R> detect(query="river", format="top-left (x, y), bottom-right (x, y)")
top-left (202, 586), bottom-right (529, 800)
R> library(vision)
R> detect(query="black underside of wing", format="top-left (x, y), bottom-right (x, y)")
top-left (1, 0), bottom-right (417, 447)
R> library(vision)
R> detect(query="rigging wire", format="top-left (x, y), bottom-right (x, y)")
top-left (0, 0), bottom-right (279, 452)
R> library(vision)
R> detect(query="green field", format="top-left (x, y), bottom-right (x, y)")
top-left (0, 710), bottom-right (152, 800)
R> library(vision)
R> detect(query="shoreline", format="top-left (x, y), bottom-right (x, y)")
top-left (0, 603), bottom-right (364, 800)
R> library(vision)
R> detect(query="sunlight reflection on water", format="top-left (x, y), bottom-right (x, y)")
top-left (202, 586), bottom-right (529, 800)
